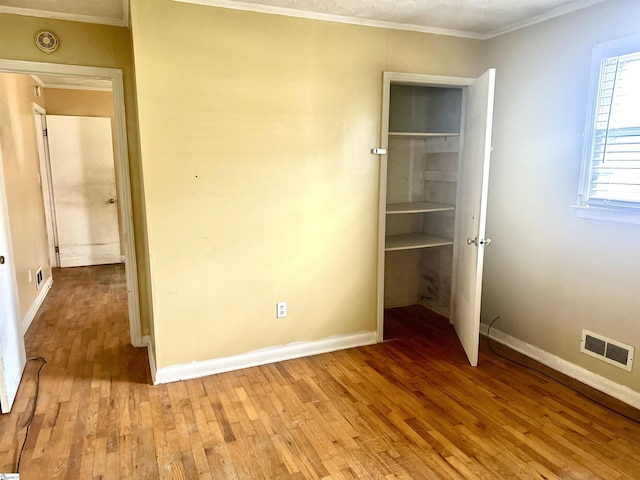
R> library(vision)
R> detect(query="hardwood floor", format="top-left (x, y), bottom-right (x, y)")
top-left (1, 265), bottom-right (639, 479)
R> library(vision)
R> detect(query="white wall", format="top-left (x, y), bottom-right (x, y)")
top-left (482, 0), bottom-right (640, 391)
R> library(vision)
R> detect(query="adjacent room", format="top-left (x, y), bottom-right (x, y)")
top-left (0, 0), bottom-right (638, 477)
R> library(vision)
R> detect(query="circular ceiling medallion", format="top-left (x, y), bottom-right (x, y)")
top-left (35, 31), bottom-right (59, 54)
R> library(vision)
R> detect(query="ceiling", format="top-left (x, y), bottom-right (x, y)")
top-left (0, 0), bottom-right (608, 38)
top-left (0, 0), bottom-right (128, 27)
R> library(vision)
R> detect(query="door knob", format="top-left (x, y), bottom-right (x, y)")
top-left (467, 237), bottom-right (491, 247)
top-left (108, 198), bottom-right (116, 204)
top-left (0, 255), bottom-right (4, 264)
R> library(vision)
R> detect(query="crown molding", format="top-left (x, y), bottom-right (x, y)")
top-left (174, 0), bottom-right (611, 41)
top-left (173, 0), bottom-right (486, 40)
top-left (0, 0), bottom-right (129, 28)
top-left (484, 0), bottom-right (609, 39)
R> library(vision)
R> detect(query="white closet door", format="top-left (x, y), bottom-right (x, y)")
top-left (0, 148), bottom-right (26, 413)
top-left (452, 69), bottom-right (496, 366)
top-left (47, 115), bottom-right (120, 267)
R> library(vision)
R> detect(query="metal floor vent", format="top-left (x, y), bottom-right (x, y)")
top-left (581, 330), bottom-right (634, 371)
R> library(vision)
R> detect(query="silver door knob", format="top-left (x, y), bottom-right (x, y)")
top-left (467, 237), bottom-right (491, 247)
top-left (108, 198), bottom-right (116, 204)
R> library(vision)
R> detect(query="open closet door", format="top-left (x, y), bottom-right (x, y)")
top-left (0, 148), bottom-right (26, 413)
top-left (451, 69), bottom-right (496, 366)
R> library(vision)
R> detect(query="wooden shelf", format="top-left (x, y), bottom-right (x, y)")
top-left (423, 171), bottom-right (458, 183)
top-left (385, 233), bottom-right (453, 251)
top-left (389, 132), bottom-right (459, 138)
top-left (386, 202), bottom-right (454, 214)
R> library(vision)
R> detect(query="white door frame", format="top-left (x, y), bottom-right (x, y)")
top-left (33, 104), bottom-right (60, 268)
top-left (376, 72), bottom-right (475, 342)
top-left (0, 59), bottom-right (143, 347)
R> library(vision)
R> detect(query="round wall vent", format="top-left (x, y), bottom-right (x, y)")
top-left (35, 31), bottom-right (59, 54)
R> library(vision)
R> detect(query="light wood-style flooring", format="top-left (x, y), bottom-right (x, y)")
top-left (1, 265), bottom-right (639, 479)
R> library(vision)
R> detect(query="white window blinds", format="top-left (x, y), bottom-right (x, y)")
top-left (586, 50), bottom-right (640, 207)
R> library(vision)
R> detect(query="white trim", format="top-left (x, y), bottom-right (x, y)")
top-left (40, 84), bottom-right (112, 93)
top-left (21, 276), bottom-right (53, 335)
top-left (574, 205), bottom-right (640, 225)
top-left (30, 75), bottom-right (45, 88)
top-left (154, 331), bottom-right (377, 385)
top-left (483, 0), bottom-right (609, 39)
top-left (575, 34), bottom-right (640, 223)
top-left (32, 104), bottom-right (59, 268)
top-left (376, 72), bottom-right (476, 343)
top-left (0, 60), bottom-right (143, 348)
top-left (175, 0), bottom-right (607, 40)
top-left (480, 323), bottom-right (640, 410)
top-left (173, 0), bottom-right (485, 39)
top-left (142, 335), bottom-right (156, 384)
top-left (0, 3), bottom-right (128, 27)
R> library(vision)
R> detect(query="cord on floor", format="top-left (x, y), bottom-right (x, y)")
top-left (485, 316), bottom-right (639, 425)
top-left (15, 356), bottom-right (46, 473)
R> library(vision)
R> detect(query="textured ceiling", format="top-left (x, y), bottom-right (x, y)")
top-left (0, 0), bottom-right (128, 26)
top-left (181, 0), bottom-right (607, 37)
top-left (0, 0), bottom-right (607, 36)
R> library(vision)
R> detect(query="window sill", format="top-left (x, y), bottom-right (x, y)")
top-left (573, 205), bottom-right (640, 225)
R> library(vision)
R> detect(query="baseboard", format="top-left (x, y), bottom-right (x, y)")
top-left (21, 276), bottom-right (53, 334)
top-left (154, 331), bottom-right (378, 385)
top-left (142, 335), bottom-right (157, 384)
top-left (480, 323), bottom-right (640, 410)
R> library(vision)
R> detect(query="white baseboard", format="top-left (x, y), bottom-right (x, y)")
top-left (21, 276), bottom-right (53, 334)
top-left (142, 335), bottom-right (157, 384)
top-left (480, 323), bottom-right (640, 410)
top-left (153, 331), bottom-right (377, 385)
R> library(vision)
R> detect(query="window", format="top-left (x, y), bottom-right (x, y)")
top-left (576, 35), bottom-right (640, 224)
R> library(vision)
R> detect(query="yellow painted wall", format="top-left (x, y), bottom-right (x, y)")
top-left (0, 73), bottom-right (50, 320)
top-left (483, 0), bottom-right (640, 391)
top-left (130, 0), bottom-right (485, 368)
top-left (0, 13), bottom-right (152, 335)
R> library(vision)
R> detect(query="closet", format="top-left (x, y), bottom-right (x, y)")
top-left (375, 71), bottom-right (496, 366)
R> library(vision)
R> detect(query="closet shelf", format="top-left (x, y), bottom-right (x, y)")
top-left (385, 233), bottom-right (453, 251)
top-left (389, 132), bottom-right (459, 138)
top-left (423, 171), bottom-right (458, 183)
top-left (386, 201), bottom-right (454, 214)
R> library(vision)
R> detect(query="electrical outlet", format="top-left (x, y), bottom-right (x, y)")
top-left (277, 302), bottom-right (287, 318)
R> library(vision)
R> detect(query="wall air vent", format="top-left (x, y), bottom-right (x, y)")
top-left (35, 267), bottom-right (43, 291)
top-left (580, 330), bottom-right (634, 371)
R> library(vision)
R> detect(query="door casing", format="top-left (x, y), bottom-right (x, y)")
top-left (0, 59), bottom-right (143, 348)
top-left (376, 71), bottom-right (495, 366)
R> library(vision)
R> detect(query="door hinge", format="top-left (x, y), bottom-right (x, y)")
top-left (43, 128), bottom-right (48, 137)
top-left (55, 246), bottom-right (59, 253)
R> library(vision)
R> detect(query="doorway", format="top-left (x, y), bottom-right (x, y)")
top-left (0, 59), bottom-right (143, 410)
top-left (0, 60), bottom-right (141, 344)
top-left (376, 71), bottom-right (496, 366)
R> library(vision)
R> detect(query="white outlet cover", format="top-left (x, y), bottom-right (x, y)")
top-left (277, 302), bottom-right (287, 318)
